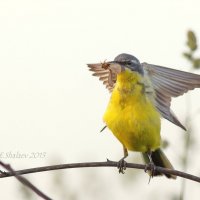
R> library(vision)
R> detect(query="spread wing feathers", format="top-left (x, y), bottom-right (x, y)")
top-left (142, 62), bottom-right (200, 130)
top-left (87, 63), bottom-right (116, 92)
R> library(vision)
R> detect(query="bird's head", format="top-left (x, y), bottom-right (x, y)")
top-left (87, 53), bottom-right (144, 89)
top-left (104, 53), bottom-right (144, 76)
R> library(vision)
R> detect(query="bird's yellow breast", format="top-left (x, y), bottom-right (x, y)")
top-left (103, 69), bottom-right (161, 152)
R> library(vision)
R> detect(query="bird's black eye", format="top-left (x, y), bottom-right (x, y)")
top-left (126, 61), bottom-right (132, 65)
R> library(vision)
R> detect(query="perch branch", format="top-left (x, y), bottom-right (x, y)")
top-left (0, 160), bottom-right (200, 183)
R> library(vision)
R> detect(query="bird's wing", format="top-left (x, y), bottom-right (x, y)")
top-left (87, 63), bottom-right (117, 92)
top-left (142, 62), bottom-right (200, 130)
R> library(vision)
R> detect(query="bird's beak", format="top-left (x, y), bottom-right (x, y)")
top-left (101, 61), bottom-right (125, 87)
top-left (102, 61), bottom-right (125, 74)
top-left (87, 60), bottom-right (125, 88)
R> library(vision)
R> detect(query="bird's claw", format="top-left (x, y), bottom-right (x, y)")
top-left (117, 158), bottom-right (127, 174)
top-left (144, 162), bottom-right (156, 183)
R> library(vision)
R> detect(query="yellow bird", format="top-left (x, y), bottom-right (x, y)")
top-left (88, 53), bottom-right (200, 179)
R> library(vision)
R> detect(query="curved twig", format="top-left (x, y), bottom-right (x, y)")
top-left (0, 161), bottom-right (52, 200)
top-left (0, 160), bottom-right (200, 183)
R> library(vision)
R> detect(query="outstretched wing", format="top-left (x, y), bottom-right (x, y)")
top-left (142, 62), bottom-right (200, 130)
top-left (87, 63), bottom-right (117, 92)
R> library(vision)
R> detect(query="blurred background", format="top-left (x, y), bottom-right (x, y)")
top-left (0, 0), bottom-right (200, 199)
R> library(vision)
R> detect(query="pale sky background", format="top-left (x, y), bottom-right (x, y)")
top-left (0, 0), bottom-right (200, 199)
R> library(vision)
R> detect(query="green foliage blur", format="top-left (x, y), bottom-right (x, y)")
top-left (178, 30), bottom-right (200, 200)
top-left (183, 30), bottom-right (200, 69)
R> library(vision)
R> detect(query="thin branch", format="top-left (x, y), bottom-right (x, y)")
top-left (0, 160), bottom-right (200, 183)
top-left (0, 161), bottom-right (52, 200)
